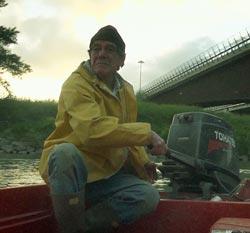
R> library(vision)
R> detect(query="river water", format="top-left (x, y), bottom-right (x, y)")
top-left (0, 155), bottom-right (249, 190)
top-left (0, 157), bottom-right (44, 188)
top-left (0, 155), bottom-right (171, 190)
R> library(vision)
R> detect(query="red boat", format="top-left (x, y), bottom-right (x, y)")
top-left (1, 182), bottom-right (250, 233)
top-left (1, 112), bottom-right (250, 233)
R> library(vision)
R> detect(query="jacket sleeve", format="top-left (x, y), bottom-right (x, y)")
top-left (60, 74), bottom-right (152, 148)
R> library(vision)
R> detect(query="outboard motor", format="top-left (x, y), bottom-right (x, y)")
top-left (159, 112), bottom-right (241, 199)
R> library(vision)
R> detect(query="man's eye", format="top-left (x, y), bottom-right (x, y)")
top-left (107, 47), bottom-right (115, 52)
top-left (92, 47), bottom-right (101, 51)
top-left (90, 45), bottom-right (117, 54)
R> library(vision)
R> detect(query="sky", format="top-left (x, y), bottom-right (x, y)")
top-left (1, 0), bottom-right (250, 101)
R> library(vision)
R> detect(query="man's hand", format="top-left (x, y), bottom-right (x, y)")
top-left (148, 131), bottom-right (168, 156)
top-left (144, 161), bottom-right (158, 183)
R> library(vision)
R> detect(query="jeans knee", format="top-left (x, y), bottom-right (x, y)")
top-left (48, 143), bottom-right (88, 178)
top-left (113, 183), bottom-right (160, 225)
top-left (143, 184), bottom-right (160, 212)
top-left (48, 143), bottom-right (88, 194)
top-left (130, 184), bottom-right (159, 224)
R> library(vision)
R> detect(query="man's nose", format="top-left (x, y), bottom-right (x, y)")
top-left (98, 48), bottom-right (108, 56)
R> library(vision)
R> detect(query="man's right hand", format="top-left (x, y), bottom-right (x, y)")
top-left (148, 131), bottom-right (168, 156)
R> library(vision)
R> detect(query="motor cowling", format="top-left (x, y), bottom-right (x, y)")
top-left (159, 112), bottom-right (241, 198)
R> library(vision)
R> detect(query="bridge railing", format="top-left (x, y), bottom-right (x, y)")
top-left (142, 28), bottom-right (250, 98)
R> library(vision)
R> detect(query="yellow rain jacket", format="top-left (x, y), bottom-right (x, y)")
top-left (39, 61), bottom-right (152, 184)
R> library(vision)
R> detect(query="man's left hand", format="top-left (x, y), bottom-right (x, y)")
top-left (144, 161), bottom-right (158, 183)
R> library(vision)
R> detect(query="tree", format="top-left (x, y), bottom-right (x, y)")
top-left (0, 0), bottom-right (31, 98)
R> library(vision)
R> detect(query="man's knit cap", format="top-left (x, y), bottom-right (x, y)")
top-left (89, 25), bottom-right (125, 53)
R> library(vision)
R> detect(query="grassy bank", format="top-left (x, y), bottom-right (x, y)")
top-left (0, 98), bottom-right (57, 147)
top-left (0, 98), bottom-right (249, 157)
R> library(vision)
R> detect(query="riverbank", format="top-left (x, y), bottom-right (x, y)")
top-left (1, 98), bottom-right (250, 157)
top-left (0, 138), bottom-right (42, 157)
top-left (0, 153), bottom-right (40, 159)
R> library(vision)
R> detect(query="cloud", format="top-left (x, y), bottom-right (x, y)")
top-left (1, 0), bottom-right (250, 99)
top-left (44, 0), bottom-right (124, 23)
top-left (5, 0), bottom-right (126, 80)
top-left (14, 16), bottom-right (87, 78)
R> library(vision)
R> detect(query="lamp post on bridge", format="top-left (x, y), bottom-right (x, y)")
top-left (138, 60), bottom-right (144, 93)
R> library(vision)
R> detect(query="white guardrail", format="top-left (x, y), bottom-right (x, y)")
top-left (142, 28), bottom-right (250, 98)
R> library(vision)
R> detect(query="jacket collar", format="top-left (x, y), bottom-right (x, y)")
top-left (80, 60), bottom-right (124, 92)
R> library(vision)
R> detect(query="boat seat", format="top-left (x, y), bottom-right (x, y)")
top-left (209, 217), bottom-right (250, 233)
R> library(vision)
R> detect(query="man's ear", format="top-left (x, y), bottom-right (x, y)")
top-left (120, 53), bottom-right (126, 68)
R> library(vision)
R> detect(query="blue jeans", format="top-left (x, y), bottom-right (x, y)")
top-left (48, 143), bottom-right (160, 225)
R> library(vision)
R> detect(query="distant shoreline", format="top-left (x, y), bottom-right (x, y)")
top-left (0, 153), bottom-right (40, 159)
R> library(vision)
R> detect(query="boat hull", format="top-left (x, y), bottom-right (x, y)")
top-left (1, 184), bottom-right (250, 233)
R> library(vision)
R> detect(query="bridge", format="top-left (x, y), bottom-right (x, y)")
top-left (141, 29), bottom-right (250, 108)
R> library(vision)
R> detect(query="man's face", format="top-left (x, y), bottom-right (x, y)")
top-left (89, 40), bottom-right (125, 78)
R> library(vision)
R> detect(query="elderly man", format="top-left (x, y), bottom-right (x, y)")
top-left (39, 25), bottom-right (167, 233)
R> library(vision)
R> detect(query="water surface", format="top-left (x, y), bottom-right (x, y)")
top-left (0, 155), bottom-right (249, 191)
